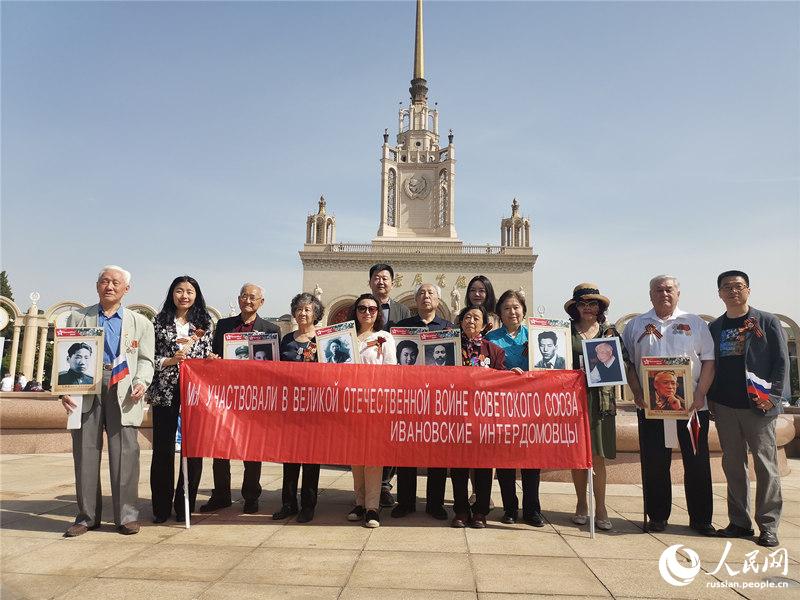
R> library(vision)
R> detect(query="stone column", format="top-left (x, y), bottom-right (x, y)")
top-left (20, 309), bottom-right (39, 379)
top-left (35, 323), bottom-right (49, 383)
top-left (8, 324), bottom-right (21, 380)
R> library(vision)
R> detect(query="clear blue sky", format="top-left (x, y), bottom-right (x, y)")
top-left (2, 1), bottom-right (798, 322)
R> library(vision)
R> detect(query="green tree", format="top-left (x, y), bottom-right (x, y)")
top-left (0, 271), bottom-right (13, 300)
top-left (1, 271), bottom-right (14, 375)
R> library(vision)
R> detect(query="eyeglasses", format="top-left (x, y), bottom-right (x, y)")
top-left (462, 314), bottom-right (483, 322)
top-left (721, 284), bottom-right (748, 292)
top-left (239, 294), bottom-right (262, 302)
top-left (576, 300), bottom-right (599, 308)
top-left (357, 305), bottom-right (378, 315)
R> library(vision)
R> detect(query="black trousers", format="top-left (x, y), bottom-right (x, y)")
top-left (496, 468), bottom-right (541, 517)
top-left (637, 409), bottom-right (713, 524)
top-left (451, 468), bottom-right (492, 515)
top-left (210, 459), bottom-right (262, 502)
top-left (381, 466), bottom-right (396, 490)
top-left (396, 467), bottom-right (447, 510)
top-left (281, 463), bottom-right (321, 510)
top-left (150, 401), bottom-right (202, 519)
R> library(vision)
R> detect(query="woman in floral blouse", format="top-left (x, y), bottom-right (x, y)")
top-left (148, 275), bottom-right (213, 523)
top-left (272, 292), bottom-right (325, 524)
top-left (346, 293), bottom-right (396, 528)
top-left (450, 305), bottom-right (506, 528)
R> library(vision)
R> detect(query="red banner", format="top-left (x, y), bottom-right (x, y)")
top-left (180, 360), bottom-right (593, 469)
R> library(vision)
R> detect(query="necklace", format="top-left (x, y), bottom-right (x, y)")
top-left (575, 322), bottom-right (599, 340)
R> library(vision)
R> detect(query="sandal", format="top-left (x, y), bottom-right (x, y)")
top-left (595, 518), bottom-right (613, 531)
top-left (572, 514), bottom-right (588, 525)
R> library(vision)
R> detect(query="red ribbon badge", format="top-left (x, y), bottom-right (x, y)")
top-left (638, 323), bottom-right (663, 343)
top-left (739, 318), bottom-right (764, 338)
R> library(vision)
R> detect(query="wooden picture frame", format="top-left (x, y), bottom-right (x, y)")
top-left (528, 318), bottom-right (572, 371)
top-left (51, 328), bottom-right (104, 395)
top-left (641, 357), bottom-right (693, 420)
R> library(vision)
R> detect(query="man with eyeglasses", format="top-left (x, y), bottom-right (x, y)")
top-left (708, 270), bottom-right (789, 547)
top-left (621, 274), bottom-right (716, 536)
top-left (200, 283), bottom-right (281, 514)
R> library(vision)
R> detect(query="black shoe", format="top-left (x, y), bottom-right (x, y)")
top-left (296, 507), bottom-right (315, 523)
top-left (347, 505), bottom-right (366, 522)
top-left (647, 519), bottom-right (667, 532)
top-left (690, 522), bottom-right (718, 537)
top-left (272, 505), bottom-right (299, 520)
top-left (391, 504), bottom-right (415, 518)
top-left (717, 523), bottom-right (754, 538)
top-left (379, 488), bottom-right (395, 508)
top-left (199, 496), bottom-right (232, 513)
top-left (524, 511), bottom-right (544, 527)
top-left (757, 530), bottom-right (779, 547)
top-left (451, 513), bottom-right (468, 528)
top-left (242, 499), bottom-right (259, 514)
top-left (364, 509), bottom-right (381, 528)
top-left (175, 513), bottom-right (185, 522)
top-left (152, 515), bottom-right (168, 524)
top-left (470, 513), bottom-right (487, 529)
top-left (426, 505), bottom-right (448, 520)
top-left (501, 511), bottom-right (517, 525)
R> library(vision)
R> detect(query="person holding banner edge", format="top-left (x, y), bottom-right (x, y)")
top-left (346, 293), bottom-right (397, 528)
top-left (201, 283), bottom-right (281, 515)
top-left (488, 290), bottom-right (544, 527)
top-left (565, 283), bottom-right (624, 531)
top-left (148, 275), bottom-right (214, 523)
top-left (273, 292), bottom-right (325, 523)
top-left (392, 283), bottom-right (454, 520)
top-left (450, 304), bottom-right (506, 528)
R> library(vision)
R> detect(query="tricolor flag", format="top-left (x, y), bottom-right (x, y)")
top-left (687, 410), bottom-right (701, 455)
top-left (746, 371), bottom-right (772, 401)
top-left (109, 353), bottom-right (130, 387)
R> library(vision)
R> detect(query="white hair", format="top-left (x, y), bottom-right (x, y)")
top-left (415, 283), bottom-right (441, 298)
top-left (98, 265), bottom-right (131, 285)
top-left (240, 283), bottom-right (265, 298)
top-left (649, 274), bottom-right (680, 291)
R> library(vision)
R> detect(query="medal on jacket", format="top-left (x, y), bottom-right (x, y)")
top-left (638, 323), bottom-right (663, 342)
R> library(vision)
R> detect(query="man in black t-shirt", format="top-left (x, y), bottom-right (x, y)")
top-left (709, 270), bottom-right (789, 548)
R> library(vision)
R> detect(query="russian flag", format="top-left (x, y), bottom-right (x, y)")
top-left (746, 371), bottom-right (771, 402)
top-left (109, 353), bottom-right (130, 387)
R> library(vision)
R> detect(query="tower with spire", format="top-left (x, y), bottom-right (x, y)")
top-left (299, 0), bottom-right (536, 326)
top-left (376, 0), bottom-right (457, 242)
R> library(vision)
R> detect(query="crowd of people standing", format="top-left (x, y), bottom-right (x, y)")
top-left (57, 263), bottom-right (790, 550)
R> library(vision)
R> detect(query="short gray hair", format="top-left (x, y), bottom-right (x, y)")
top-left (240, 283), bottom-right (265, 298)
top-left (649, 275), bottom-right (680, 291)
top-left (415, 283), bottom-right (441, 298)
top-left (98, 265), bottom-right (131, 285)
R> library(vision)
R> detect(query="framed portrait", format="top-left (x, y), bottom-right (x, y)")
top-left (51, 328), bottom-right (104, 395)
top-left (528, 318), bottom-right (572, 371)
top-left (582, 337), bottom-right (627, 387)
top-left (249, 333), bottom-right (280, 362)
top-left (420, 329), bottom-right (461, 367)
top-left (641, 357), bottom-right (693, 420)
top-left (223, 333), bottom-right (253, 360)
top-left (390, 327), bottom-right (427, 366)
top-left (316, 321), bottom-right (359, 364)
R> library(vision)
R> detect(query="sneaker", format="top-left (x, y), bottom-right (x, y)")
top-left (364, 510), bottom-right (380, 528)
top-left (379, 488), bottom-right (395, 508)
top-left (174, 443), bottom-right (181, 452)
top-left (347, 505), bottom-right (366, 522)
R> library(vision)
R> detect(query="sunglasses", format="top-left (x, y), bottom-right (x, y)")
top-left (576, 300), bottom-right (599, 308)
top-left (357, 305), bottom-right (378, 315)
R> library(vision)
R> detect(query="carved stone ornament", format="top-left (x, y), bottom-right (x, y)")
top-left (403, 173), bottom-right (431, 200)
top-left (436, 273), bottom-right (446, 288)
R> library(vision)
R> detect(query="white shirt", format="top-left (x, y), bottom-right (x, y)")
top-left (358, 331), bottom-right (397, 365)
top-left (622, 307), bottom-right (714, 409)
top-left (0, 376), bottom-right (13, 392)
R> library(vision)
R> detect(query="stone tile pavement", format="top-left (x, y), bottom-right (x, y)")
top-left (1, 453), bottom-right (799, 599)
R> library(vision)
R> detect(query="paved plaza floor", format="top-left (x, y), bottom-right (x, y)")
top-left (1, 452), bottom-right (799, 599)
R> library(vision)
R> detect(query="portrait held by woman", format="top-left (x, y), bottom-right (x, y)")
top-left (148, 275), bottom-right (214, 523)
top-left (273, 292), bottom-right (326, 523)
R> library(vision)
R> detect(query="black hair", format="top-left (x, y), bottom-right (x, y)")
top-left (457, 304), bottom-right (488, 328)
top-left (537, 330), bottom-right (558, 345)
top-left (466, 275), bottom-right (497, 313)
top-left (566, 301), bottom-right (608, 324)
top-left (349, 293), bottom-right (385, 333)
top-left (717, 270), bottom-right (749, 289)
top-left (369, 263), bottom-right (394, 280)
top-left (396, 339), bottom-right (419, 356)
top-left (67, 342), bottom-right (92, 357)
top-left (496, 289), bottom-right (527, 318)
top-left (155, 275), bottom-right (211, 330)
top-left (290, 292), bottom-right (325, 325)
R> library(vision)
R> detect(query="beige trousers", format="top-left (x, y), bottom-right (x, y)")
top-left (352, 465), bottom-right (382, 511)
